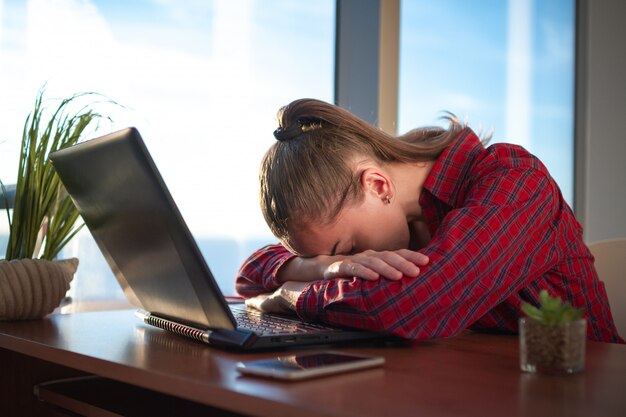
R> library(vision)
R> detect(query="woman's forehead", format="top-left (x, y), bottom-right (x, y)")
top-left (285, 217), bottom-right (348, 257)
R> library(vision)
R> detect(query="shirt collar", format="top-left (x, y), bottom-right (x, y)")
top-left (423, 127), bottom-right (485, 208)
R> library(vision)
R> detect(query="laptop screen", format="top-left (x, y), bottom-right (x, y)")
top-left (50, 128), bottom-right (236, 330)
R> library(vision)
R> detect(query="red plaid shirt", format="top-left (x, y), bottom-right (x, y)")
top-left (236, 128), bottom-right (623, 343)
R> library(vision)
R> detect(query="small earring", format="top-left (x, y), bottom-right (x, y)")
top-left (383, 196), bottom-right (392, 205)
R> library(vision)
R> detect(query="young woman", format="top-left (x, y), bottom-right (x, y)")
top-left (236, 98), bottom-right (623, 343)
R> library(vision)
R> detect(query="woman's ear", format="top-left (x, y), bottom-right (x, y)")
top-left (360, 168), bottom-right (393, 204)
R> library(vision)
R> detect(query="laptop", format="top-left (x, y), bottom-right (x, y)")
top-left (49, 128), bottom-right (389, 350)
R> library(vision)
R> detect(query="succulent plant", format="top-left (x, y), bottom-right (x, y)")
top-left (521, 290), bottom-right (584, 325)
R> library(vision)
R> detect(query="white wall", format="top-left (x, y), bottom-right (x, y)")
top-left (575, 0), bottom-right (626, 242)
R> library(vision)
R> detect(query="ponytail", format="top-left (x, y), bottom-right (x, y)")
top-left (260, 99), bottom-right (464, 242)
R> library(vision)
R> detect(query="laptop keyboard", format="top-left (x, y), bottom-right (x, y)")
top-left (230, 304), bottom-right (339, 335)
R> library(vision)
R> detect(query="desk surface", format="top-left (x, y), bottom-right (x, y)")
top-left (1, 309), bottom-right (625, 417)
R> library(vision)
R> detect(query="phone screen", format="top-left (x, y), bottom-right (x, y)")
top-left (236, 352), bottom-right (385, 380)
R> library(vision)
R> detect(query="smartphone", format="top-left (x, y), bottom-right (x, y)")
top-left (236, 351), bottom-right (385, 380)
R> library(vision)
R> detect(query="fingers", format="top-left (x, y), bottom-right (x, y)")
top-left (351, 255), bottom-right (403, 280)
top-left (245, 294), bottom-right (270, 311)
top-left (355, 251), bottom-right (418, 280)
top-left (326, 256), bottom-right (406, 281)
top-left (327, 261), bottom-right (380, 281)
top-left (245, 293), bottom-right (289, 313)
top-left (378, 251), bottom-right (422, 278)
top-left (396, 249), bottom-right (430, 266)
top-left (345, 262), bottom-right (381, 281)
top-left (325, 249), bottom-right (430, 281)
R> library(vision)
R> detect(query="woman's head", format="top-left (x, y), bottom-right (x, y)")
top-left (260, 98), bottom-right (462, 255)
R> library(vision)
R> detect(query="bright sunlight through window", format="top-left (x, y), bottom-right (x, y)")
top-left (0, 0), bottom-right (334, 297)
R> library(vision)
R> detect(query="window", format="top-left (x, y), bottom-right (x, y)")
top-left (1, 0), bottom-right (577, 303)
top-left (399, 0), bottom-right (575, 204)
top-left (0, 0), bottom-right (334, 298)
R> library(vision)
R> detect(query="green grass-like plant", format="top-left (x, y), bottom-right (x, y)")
top-left (1, 87), bottom-right (113, 261)
top-left (521, 290), bottom-right (584, 325)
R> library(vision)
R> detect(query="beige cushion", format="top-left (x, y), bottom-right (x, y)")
top-left (588, 238), bottom-right (626, 339)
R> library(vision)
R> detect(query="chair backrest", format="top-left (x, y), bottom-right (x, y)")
top-left (588, 238), bottom-right (626, 339)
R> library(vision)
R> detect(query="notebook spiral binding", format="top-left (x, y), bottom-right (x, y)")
top-left (145, 314), bottom-right (207, 343)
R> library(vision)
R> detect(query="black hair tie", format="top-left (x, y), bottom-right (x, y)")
top-left (273, 124), bottom-right (303, 142)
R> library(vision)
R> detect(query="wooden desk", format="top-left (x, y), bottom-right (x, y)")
top-left (1, 309), bottom-right (625, 417)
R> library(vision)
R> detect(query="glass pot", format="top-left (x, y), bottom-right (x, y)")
top-left (519, 317), bottom-right (586, 374)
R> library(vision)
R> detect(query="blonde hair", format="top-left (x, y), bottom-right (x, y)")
top-left (259, 98), bottom-right (463, 242)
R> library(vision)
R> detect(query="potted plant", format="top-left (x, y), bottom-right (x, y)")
top-left (0, 87), bottom-right (112, 320)
top-left (519, 290), bottom-right (586, 374)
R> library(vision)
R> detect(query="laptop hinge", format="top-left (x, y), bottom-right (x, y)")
top-left (136, 310), bottom-right (257, 348)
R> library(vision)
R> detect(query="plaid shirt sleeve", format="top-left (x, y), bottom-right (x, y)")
top-left (235, 244), bottom-right (295, 298)
top-left (295, 166), bottom-right (561, 340)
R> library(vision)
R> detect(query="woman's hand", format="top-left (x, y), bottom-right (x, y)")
top-left (245, 281), bottom-right (309, 313)
top-left (277, 249), bottom-right (429, 283)
top-left (322, 249), bottom-right (428, 281)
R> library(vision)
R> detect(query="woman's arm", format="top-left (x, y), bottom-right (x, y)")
top-left (270, 161), bottom-right (620, 343)
top-left (235, 244), bottom-right (294, 298)
top-left (236, 243), bottom-right (429, 298)
top-left (292, 168), bottom-right (563, 339)
top-left (278, 250), bottom-right (429, 282)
